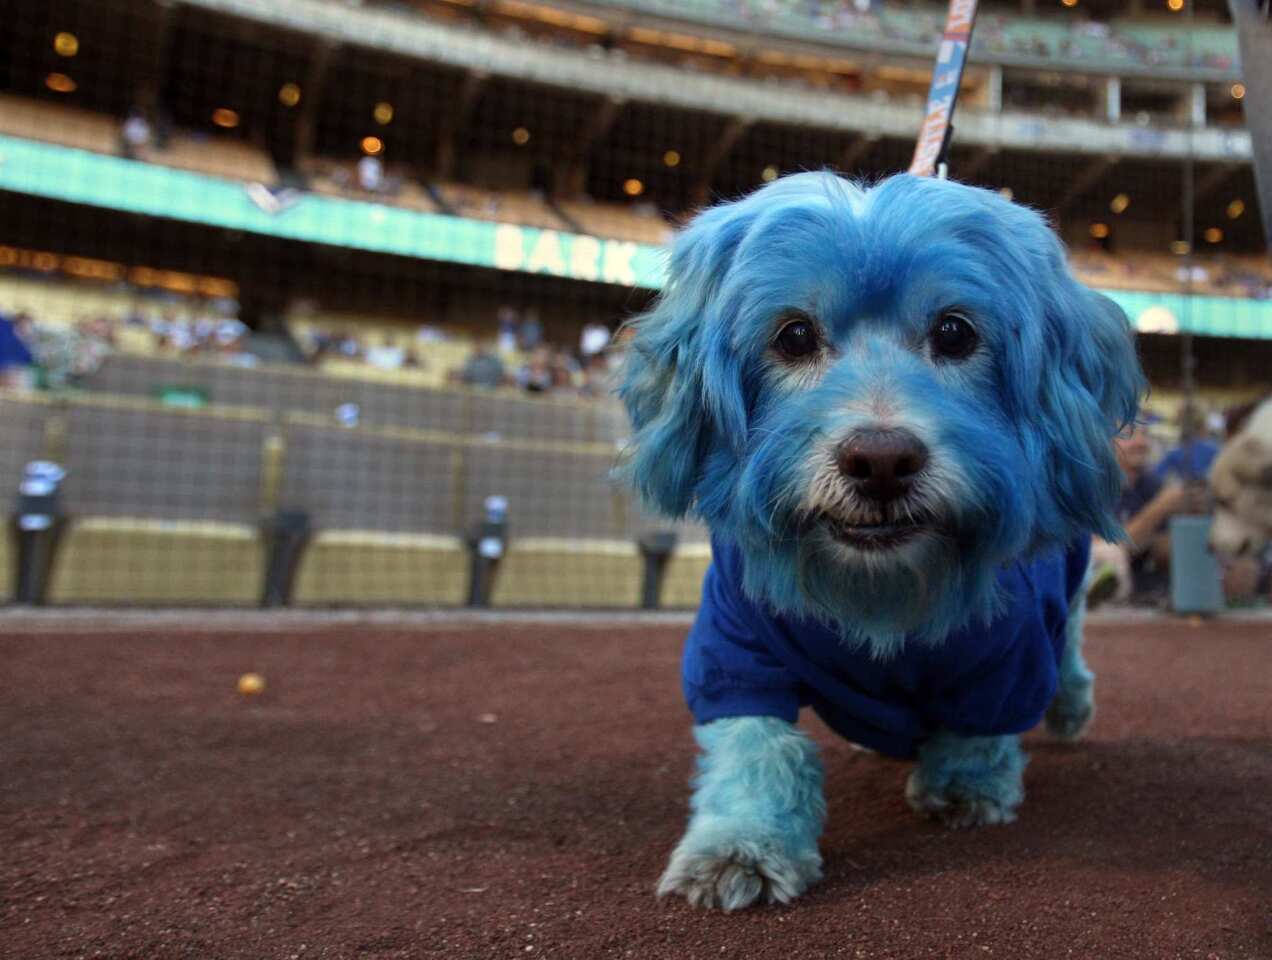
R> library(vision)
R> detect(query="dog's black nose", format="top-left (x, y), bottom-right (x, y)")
top-left (836, 430), bottom-right (929, 502)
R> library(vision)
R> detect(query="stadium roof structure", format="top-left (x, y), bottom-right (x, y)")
top-left (515, 0), bottom-right (1242, 81)
top-left (2, 133), bottom-right (1269, 339)
top-left (183, 0), bottom-right (1252, 164)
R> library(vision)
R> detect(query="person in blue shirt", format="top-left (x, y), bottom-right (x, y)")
top-left (0, 311), bottom-right (36, 389)
top-left (1152, 406), bottom-right (1219, 485)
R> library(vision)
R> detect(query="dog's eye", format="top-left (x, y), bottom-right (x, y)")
top-left (930, 312), bottom-right (978, 362)
top-left (774, 318), bottom-right (819, 360)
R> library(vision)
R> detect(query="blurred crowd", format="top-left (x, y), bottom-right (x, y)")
top-left (450, 306), bottom-right (616, 399)
top-left (293, 304), bottom-right (618, 399)
top-left (0, 297), bottom-right (252, 390)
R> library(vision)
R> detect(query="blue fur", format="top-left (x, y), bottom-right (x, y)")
top-left (631, 172), bottom-right (1143, 908)
top-left (658, 717), bottom-right (825, 910)
top-left (907, 731), bottom-right (1028, 827)
top-left (620, 171), bottom-right (1143, 647)
top-left (1046, 575), bottom-right (1096, 740)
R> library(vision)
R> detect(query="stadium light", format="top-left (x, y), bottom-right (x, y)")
top-left (623, 178), bottom-right (644, 197)
top-left (1166, 0), bottom-right (1184, 12)
top-left (663, 149), bottom-right (681, 168)
top-left (278, 83), bottom-right (301, 107)
top-left (1203, 227), bottom-right (1223, 244)
top-left (1060, 0), bottom-right (1078, 8)
top-left (1227, 199), bottom-right (1246, 220)
top-left (512, 126), bottom-right (530, 145)
top-left (1230, 83), bottom-right (1245, 100)
top-left (1089, 222), bottom-right (1110, 240)
top-left (44, 73), bottom-right (76, 94)
top-left (53, 32), bottom-right (78, 57)
top-left (361, 135), bottom-right (384, 156)
top-left (374, 101), bottom-right (394, 125)
top-left (1110, 193), bottom-right (1130, 214)
top-left (761, 164), bottom-right (779, 182)
top-left (212, 108), bottom-right (240, 129)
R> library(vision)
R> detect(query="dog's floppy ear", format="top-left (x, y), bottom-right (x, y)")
top-left (618, 201), bottom-right (754, 518)
top-left (1031, 269), bottom-right (1144, 544)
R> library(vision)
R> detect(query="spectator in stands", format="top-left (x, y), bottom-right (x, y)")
top-left (1153, 404), bottom-right (1221, 484)
top-left (1089, 420), bottom-right (1207, 605)
top-left (455, 342), bottom-right (506, 389)
top-left (357, 153), bottom-right (384, 194)
top-left (518, 309), bottom-right (544, 352)
top-left (551, 348), bottom-right (581, 391)
top-left (579, 320), bottom-right (611, 359)
top-left (577, 352), bottom-right (611, 399)
top-left (0, 310), bottom-right (36, 390)
top-left (496, 306), bottom-right (520, 355)
top-left (515, 346), bottom-right (554, 394)
top-left (120, 108), bottom-right (152, 160)
top-left (366, 335), bottom-right (406, 370)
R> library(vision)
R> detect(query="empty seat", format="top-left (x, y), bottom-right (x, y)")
top-left (660, 541), bottom-right (713, 609)
top-left (48, 399), bottom-right (269, 604)
top-left (281, 420), bottom-right (466, 606)
top-left (290, 529), bottom-right (465, 607)
top-left (140, 134), bottom-right (276, 184)
top-left (0, 525), bottom-right (13, 604)
top-left (50, 518), bottom-right (264, 604)
top-left (467, 391), bottom-right (598, 444)
top-left (491, 537), bottom-right (641, 608)
top-left (0, 94), bottom-right (119, 155)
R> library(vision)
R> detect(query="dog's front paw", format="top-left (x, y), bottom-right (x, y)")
top-left (1045, 679), bottom-right (1094, 741)
top-left (906, 732), bottom-right (1026, 829)
top-left (658, 834), bottom-right (822, 911)
top-left (905, 769), bottom-right (1019, 828)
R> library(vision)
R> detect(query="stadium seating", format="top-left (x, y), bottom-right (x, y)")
top-left (280, 417), bottom-right (467, 606)
top-left (0, 524), bottom-right (12, 605)
top-left (47, 397), bottom-right (269, 605)
top-left (555, 200), bottom-right (674, 246)
top-left (659, 540), bottom-right (712, 609)
top-left (0, 94), bottom-right (118, 156)
top-left (135, 133), bottom-right (276, 185)
top-left (491, 537), bottom-right (642, 607)
top-left (436, 183), bottom-right (569, 232)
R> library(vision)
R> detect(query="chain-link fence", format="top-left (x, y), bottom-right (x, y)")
top-left (0, 0), bottom-right (1266, 611)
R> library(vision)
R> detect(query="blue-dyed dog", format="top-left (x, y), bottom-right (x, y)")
top-left (619, 172), bottom-right (1143, 911)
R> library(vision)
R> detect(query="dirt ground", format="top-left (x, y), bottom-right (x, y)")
top-left (1, 616), bottom-right (1269, 959)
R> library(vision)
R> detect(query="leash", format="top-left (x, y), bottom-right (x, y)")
top-left (908, 0), bottom-right (981, 180)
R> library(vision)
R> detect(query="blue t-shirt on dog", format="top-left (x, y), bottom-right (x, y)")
top-left (683, 537), bottom-right (1090, 760)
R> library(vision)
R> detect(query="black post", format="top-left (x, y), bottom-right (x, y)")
top-left (11, 462), bottom-right (66, 605)
top-left (466, 496), bottom-right (508, 608)
top-left (638, 530), bottom-right (679, 610)
top-left (260, 509), bottom-right (311, 608)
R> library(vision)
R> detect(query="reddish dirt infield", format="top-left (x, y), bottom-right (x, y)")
top-left (1, 616), bottom-right (1270, 959)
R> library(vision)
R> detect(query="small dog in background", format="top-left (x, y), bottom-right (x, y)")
top-left (1209, 397), bottom-right (1272, 561)
top-left (619, 172), bottom-right (1144, 911)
